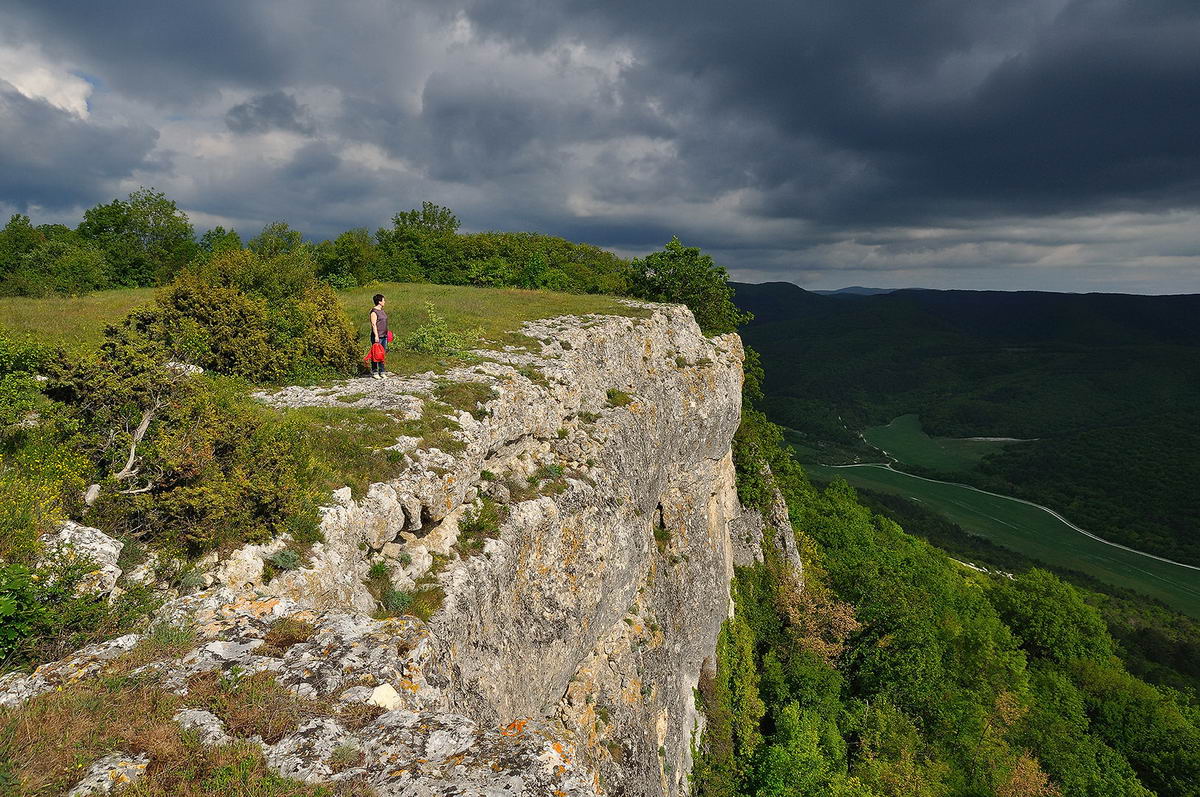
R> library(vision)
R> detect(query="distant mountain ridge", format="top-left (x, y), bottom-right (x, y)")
top-left (732, 281), bottom-right (1200, 346)
top-left (811, 285), bottom-right (905, 296)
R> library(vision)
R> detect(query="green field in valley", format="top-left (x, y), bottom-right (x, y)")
top-left (863, 413), bottom-right (1014, 472)
top-left (804, 460), bottom-right (1200, 618)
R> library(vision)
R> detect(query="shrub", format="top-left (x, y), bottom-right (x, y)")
top-left (267, 549), bottom-right (302, 572)
top-left (146, 248), bottom-right (357, 383)
top-left (606, 388), bottom-right (633, 407)
top-left (382, 588), bottom-right (412, 614)
top-left (0, 557), bottom-right (158, 671)
top-left (0, 241), bottom-right (110, 297)
top-left (52, 358), bottom-right (326, 554)
top-left (404, 302), bottom-right (478, 356)
top-left (457, 498), bottom-right (505, 555)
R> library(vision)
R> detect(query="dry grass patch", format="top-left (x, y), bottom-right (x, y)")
top-left (186, 670), bottom-right (327, 745)
top-left (259, 617), bottom-right (316, 658)
top-left (0, 670), bottom-right (354, 795)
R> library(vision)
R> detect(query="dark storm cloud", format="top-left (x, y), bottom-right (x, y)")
top-left (1, 0), bottom-right (1198, 289)
top-left (1, 0), bottom-right (286, 104)
top-left (0, 81), bottom-right (159, 211)
top-left (451, 0), bottom-right (1200, 224)
top-left (226, 91), bottom-right (314, 135)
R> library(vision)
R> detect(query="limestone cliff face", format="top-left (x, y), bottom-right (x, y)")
top-left (258, 302), bottom-right (751, 795)
top-left (3, 303), bottom-right (795, 796)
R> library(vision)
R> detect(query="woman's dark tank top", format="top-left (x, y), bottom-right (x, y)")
top-left (371, 305), bottom-right (388, 339)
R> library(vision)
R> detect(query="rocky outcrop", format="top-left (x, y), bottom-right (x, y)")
top-left (39, 521), bottom-right (125, 597)
top-left (4, 302), bottom-right (797, 796)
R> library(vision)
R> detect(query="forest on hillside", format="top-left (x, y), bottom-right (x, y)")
top-left (0, 193), bottom-right (631, 298)
top-left (732, 281), bottom-right (1200, 568)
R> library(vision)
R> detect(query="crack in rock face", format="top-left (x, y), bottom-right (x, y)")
top-left (11, 303), bottom-right (798, 796)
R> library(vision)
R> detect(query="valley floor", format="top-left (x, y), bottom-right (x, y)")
top-left (804, 460), bottom-right (1200, 618)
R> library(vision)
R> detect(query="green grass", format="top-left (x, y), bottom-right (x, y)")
top-left (863, 414), bottom-right (1015, 474)
top-left (0, 287), bottom-right (156, 352)
top-left (803, 460), bottom-right (1200, 619)
top-left (282, 406), bottom-right (414, 496)
top-left (605, 388), bottom-right (633, 407)
top-left (1, 282), bottom-right (646, 370)
top-left (432, 381), bottom-right (498, 419)
top-left (339, 282), bottom-right (647, 376)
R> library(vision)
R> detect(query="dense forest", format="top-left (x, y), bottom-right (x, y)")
top-left (731, 281), bottom-right (1200, 567)
top-left (0, 193), bottom-right (632, 298)
top-left (695, 364), bottom-right (1200, 797)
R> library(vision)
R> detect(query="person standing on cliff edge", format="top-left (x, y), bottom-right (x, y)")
top-left (369, 293), bottom-right (389, 379)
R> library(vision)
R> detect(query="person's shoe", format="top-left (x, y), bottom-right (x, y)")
top-left (372, 372), bottom-right (382, 380)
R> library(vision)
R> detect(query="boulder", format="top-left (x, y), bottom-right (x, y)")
top-left (39, 521), bottom-right (124, 597)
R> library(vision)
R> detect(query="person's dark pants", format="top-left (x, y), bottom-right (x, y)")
top-left (372, 336), bottom-right (389, 374)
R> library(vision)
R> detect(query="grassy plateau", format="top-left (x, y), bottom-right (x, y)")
top-left (0, 282), bottom-right (643, 367)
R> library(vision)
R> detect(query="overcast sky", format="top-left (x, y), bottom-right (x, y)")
top-left (1, 1), bottom-right (1198, 292)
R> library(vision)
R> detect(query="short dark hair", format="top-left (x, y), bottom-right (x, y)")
top-left (373, 294), bottom-right (385, 305)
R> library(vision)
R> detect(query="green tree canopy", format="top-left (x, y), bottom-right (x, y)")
top-left (247, 221), bottom-right (304, 258)
top-left (0, 215), bottom-right (45, 277)
top-left (198, 226), bottom-right (243, 256)
top-left (629, 236), bottom-right (751, 335)
top-left (76, 188), bottom-right (196, 286)
top-left (390, 201), bottom-right (460, 235)
top-left (989, 569), bottom-right (1116, 664)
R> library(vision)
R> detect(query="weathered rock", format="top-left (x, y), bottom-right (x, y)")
top-left (14, 302), bottom-right (793, 797)
top-left (244, 303), bottom-right (758, 794)
top-left (67, 752), bottom-right (149, 795)
top-left (173, 708), bottom-right (233, 745)
top-left (39, 521), bottom-right (125, 596)
top-left (0, 633), bottom-right (141, 707)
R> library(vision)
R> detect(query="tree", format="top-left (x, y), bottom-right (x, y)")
top-left (77, 188), bottom-right (196, 286)
top-left (0, 215), bottom-right (44, 277)
top-left (629, 237), bottom-right (751, 335)
top-left (198, 226), bottom-right (243, 256)
top-left (314, 228), bottom-right (378, 288)
top-left (4, 240), bottom-right (110, 296)
top-left (989, 570), bottom-right (1116, 664)
top-left (247, 221), bottom-right (303, 258)
top-left (390, 201), bottom-right (460, 235)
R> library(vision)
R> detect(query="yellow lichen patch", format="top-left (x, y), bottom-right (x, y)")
top-left (552, 741), bottom-right (573, 764)
top-left (622, 678), bottom-right (643, 705)
top-left (500, 718), bottom-right (529, 737)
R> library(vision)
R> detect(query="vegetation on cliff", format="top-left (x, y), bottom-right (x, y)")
top-left (0, 214), bottom-right (654, 672)
top-left (698, 357), bottom-right (1200, 796)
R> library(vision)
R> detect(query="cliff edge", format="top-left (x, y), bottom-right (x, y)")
top-left (2, 302), bottom-right (796, 796)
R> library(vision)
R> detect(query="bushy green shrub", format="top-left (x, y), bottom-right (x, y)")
top-left (0, 557), bottom-right (157, 671)
top-left (404, 302), bottom-right (478, 356)
top-left (79, 375), bottom-right (325, 554)
top-left (146, 248), bottom-right (357, 383)
top-left (0, 241), bottom-right (110, 297)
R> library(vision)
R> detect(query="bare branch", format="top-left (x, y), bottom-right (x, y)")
top-left (113, 398), bottom-right (162, 482)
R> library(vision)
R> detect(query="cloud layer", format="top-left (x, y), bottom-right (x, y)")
top-left (1, 0), bottom-right (1197, 291)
